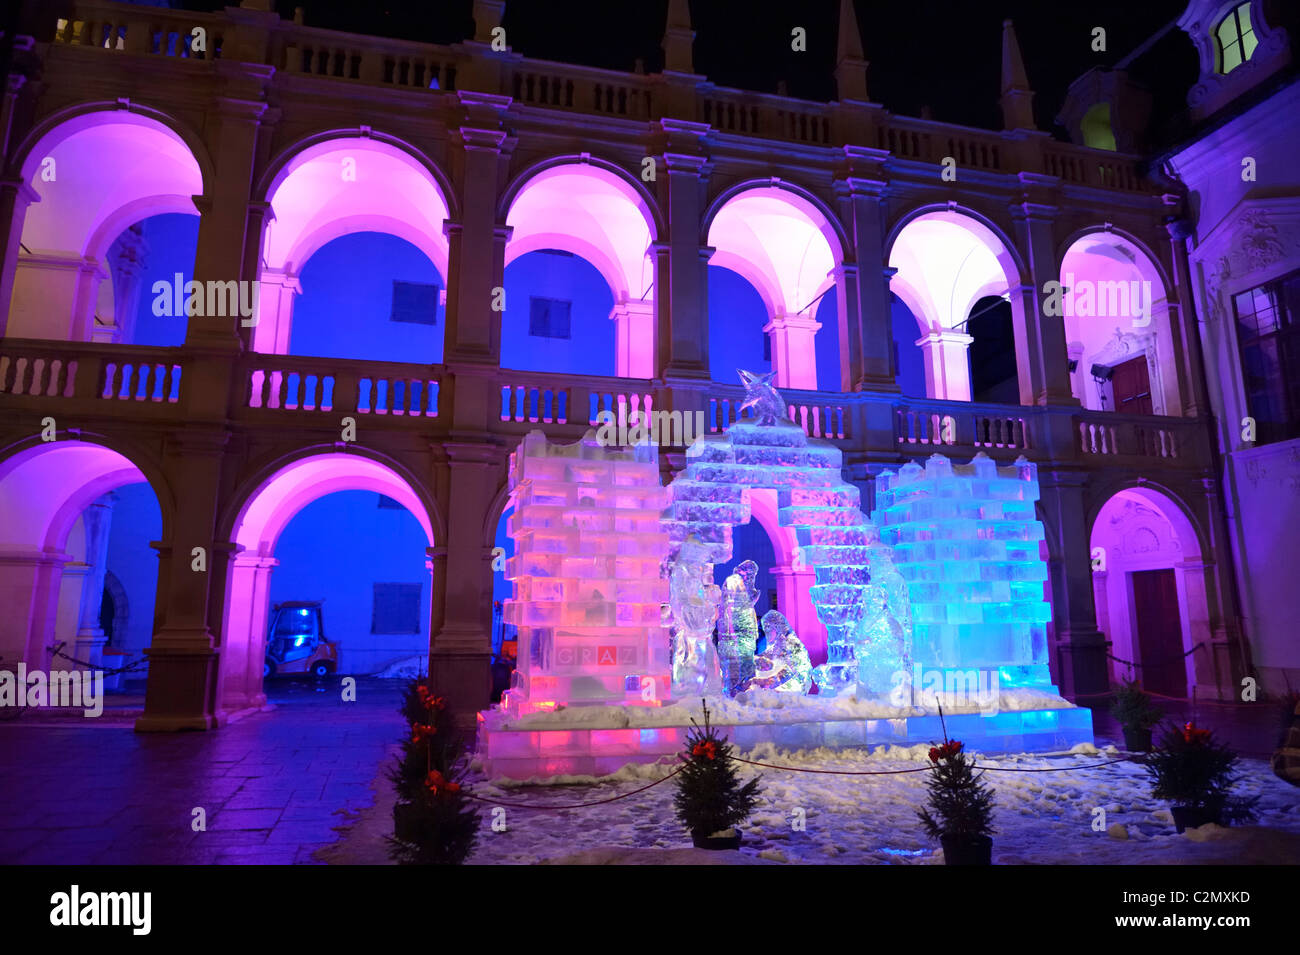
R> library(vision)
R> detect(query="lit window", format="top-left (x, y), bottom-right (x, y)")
top-left (1215, 3), bottom-right (1259, 75)
top-left (1080, 102), bottom-right (1117, 151)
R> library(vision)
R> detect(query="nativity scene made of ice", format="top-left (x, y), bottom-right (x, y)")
top-left (477, 370), bottom-right (1092, 779)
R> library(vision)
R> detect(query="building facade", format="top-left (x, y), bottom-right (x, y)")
top-left (0, 0), bottom-right (1282, 730)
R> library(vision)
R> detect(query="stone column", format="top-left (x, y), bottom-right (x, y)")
top-left (1038, 470), bottom-right (1108, 698)
top-left (609, 297), bottom-right (657, 380)
top-left (136, 432), bottom-right (228, 732)
top-left (429, 443), bottom-right (502, 722)
top-left (1164, 215), bottom-right (1207, 418)
top-left (834, 148), bottom-right (897, 392)
top-left (1010, 179), bottom-right (1075, 406)
top-left (220, 550), bottom-right (278, 713)
top-left (72, 494), bottom-right (116, 671)
top-left (764, 312), bottom-right (822, 390)
top-left (915, 328), bottom-right (974, 401)
top-left (8, 253), bottom-right (106, 341)
top-left (250, 268), bottom-right (301, 353)
top-left (657, 120), bottom-right (711, 380)
top-left (0, 177), bottom-right (40, 337)
top-left (102, 229), bottom-right (149, 345)
top-left (1196, 476), bottom-right (1247, 700)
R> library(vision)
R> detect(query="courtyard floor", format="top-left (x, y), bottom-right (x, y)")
top-left (1, 681), bottom-right (1296, 865)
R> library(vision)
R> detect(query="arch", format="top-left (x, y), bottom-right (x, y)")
top-left (0, 437), bottom-right (170, 670)
top-left (502, 158), bottom-right (659, 377)
top-left (886, 206), bottom-right (1027, 402)
top-left (218, 449), bottom-right (440, 714)
top-left (6, 107), bottom-right (206, 342)
top-left (746, 487), bottom-right (827, 661)
top-left (1088, 481), bottom-right (1212, 698)
top-left (254, 133), bottom-right (454, 355)
top-left (1058, 227), bottom-right (1181, 416)
top-left (704, 181), bottom-right (846, 391)
top-left (498, 153), bottom-right (664, 240)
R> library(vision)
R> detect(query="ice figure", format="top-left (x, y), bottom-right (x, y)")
top-left (669, 536), bottom-right (723, 696)
top-left (851, 582), bottom-right (910, 699)
top-left (737, 369), bottom-right (788, 426)
top-left (718, 560), bottom-right (760, 695)
top-left (744, 610), bottom-right (812, 693)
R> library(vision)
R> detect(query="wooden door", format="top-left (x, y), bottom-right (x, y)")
top-left (1130, 569), bottom-right (1186, 698)
top-left (1111, 355), bottom-right (1153, 415)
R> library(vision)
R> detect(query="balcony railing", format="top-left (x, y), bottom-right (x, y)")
top-left (0, 341), bottom-right (1211, 471)
top-left (46, 0), bottom-right (1156, 194)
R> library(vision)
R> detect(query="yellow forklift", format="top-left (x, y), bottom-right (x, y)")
top-left (264, 601), bottom-right (339, 678)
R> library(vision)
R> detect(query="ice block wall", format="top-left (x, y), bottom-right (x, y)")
top-left (662, 417), bottom-right (903, 690)
top-left (871, 452), bottom-right (1054, 689)
top-left (501, 430), bottom-right (671, 716)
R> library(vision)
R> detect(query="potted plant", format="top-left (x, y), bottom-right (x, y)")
top-left (1110, 679), bottom-right (1162, 752)
top-left (387, 679), bottom-right (479, 864)
top-left (918, 738), bottom-right (996, 865)
top-left (673, 703), bottom-right (761, 850)
top-left (1146, 721), bottom-right (1258, 832)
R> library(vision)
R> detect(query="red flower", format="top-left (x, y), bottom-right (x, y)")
top-left (692, 740), bottom-right (718, 761)
top-left (928, 740), bottom-right (964, 763)
top-left (424, 770), bottom-right (461, 797)
top-left (1182, 722), bottom-right (1212, 745)
top-left (411, 723), bottom-right (436, 744)
top-left (416, 686), bottom-right (448, 711)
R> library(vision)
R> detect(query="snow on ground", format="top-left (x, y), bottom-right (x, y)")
top-left (465, 742), bottom-right (1300, 864)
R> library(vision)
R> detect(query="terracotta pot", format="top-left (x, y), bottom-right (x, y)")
top-left (1170, 805), bottom-right (1218, 833)
top-left (940, 833), bottom-right (993, 865)
top-left (691, 828), bottom-right (742, 850)
top-left (1122, 726), bottom-right (1153, 753)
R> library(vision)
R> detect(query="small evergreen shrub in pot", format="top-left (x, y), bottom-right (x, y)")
top-left (918, 739), bottom-right (996, 865)
top-left (1146, 721), bottom-right (1258, 833)
top-left (673, 704), bottom-right (761, 850)
top-left (1110, 679), bottom-right (1162, 753)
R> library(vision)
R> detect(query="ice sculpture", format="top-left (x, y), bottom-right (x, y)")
top-left (851, 582), bottom-right (910, 699)
top-left (744, 610), bottom-right (812, 693)
top-left (668, 535), bottom-right (723, 696)
top-left (501, 430), bottom-right (671, 716)
top-left (871, 452), bottom-right (1055, 699)
top-left (718, 560), bottom-right (760, 695)
top-left (662, 370), bottom-right (909, 697)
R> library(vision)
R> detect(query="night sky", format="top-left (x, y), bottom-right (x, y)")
top-left (172, 0), bottom-right (1198, 136)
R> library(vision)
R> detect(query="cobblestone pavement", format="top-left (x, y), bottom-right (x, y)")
top-left (0, 677), bottom-right (403, 865)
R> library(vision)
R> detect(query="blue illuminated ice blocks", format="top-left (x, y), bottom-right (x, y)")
top-left (871, 453), bottom-right (1056, 691)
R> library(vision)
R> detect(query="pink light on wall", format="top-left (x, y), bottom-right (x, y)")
top-left (706, 186), bottom-right (840, 390)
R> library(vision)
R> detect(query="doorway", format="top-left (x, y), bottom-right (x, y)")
top-left (1130, 568), bottom-right (1186, 698)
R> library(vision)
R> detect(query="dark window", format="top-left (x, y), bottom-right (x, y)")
top-left (377, 494), bottom-right (404, 510)
top-left (390, 280), bottom-right (440, 325)
top-left (1233, 270), bottom-right (1300, 445)
top-left (763, 332), bottom-right (771, 362)
top-left (372, 583), bottom-right (422, 634)
top-left (529, 297), bottom-right (571, 339)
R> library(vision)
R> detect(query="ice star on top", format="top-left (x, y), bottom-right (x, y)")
top-left (737, 369), bottom-right (789, 426)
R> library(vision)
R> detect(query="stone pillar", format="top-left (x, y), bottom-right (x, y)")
top-left (609, 296), bottom-right (656, 380)
top-left (71, 494), bottom-right (116, 671)
top-left (136, 433), bottom-right (228, 732)
top-left (186, 94), bottom-right (268, 349)
top-left (0, 177), bottom-right (40, 337)
top-left (429, 444), bottom-right (501, 722)
top-left (765, 312), bottom-right (821, 390)
top-left (657, 120), bottom-right (711, 380)
top-left (219, 550), bottom-right (277, 713)
top-left (1038, 470), bottom-right (1108, 698)
top-left (250, 268), bottom-right (301, 353)
top-left (1164, 215), bottom-right (1207, 418)
top-left (0, 551), bottom-right (68, 669)
top-left (53, 563), bottom-right (91, 672)
top-left (1196, 476), bottom-right (1247, 700)
top-left (1010, 179), bottom-right (1076, 406)
top-left (915, 328), bottom-right (974, 401)
top-left (834, 149), bottom-right (897, 392)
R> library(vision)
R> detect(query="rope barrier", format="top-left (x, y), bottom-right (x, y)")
top-left (732, 753), bottom-right (1141, 775)
top-left (1108, 641), bottom-right (1205, 670)
top-left (46, 641), bottom-right (147, 676)
top-left (462, 764), bottom-right (685, 809)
